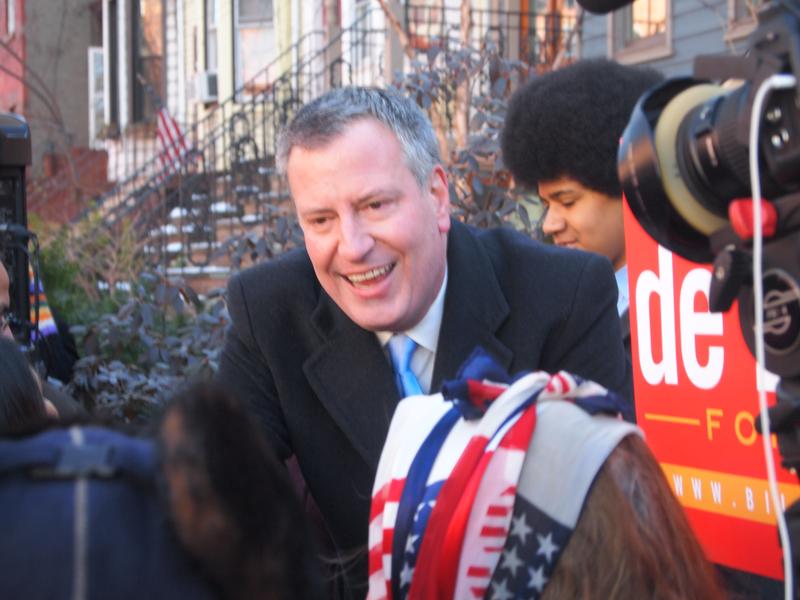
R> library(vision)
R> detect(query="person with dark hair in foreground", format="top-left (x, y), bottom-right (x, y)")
top-left (218, 86), bottom-right (631, 595)
top-left (0, 336), bottom-right (53, 433)
top-left (160, 383), bottom-right (325, 600)
top-left (0, 383), bottom-right (323, 600)
top-left (501, 58), bottom-right (663, 357)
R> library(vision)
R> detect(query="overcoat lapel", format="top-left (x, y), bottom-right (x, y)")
top-left (620, 307), bottom-right (631, 353)
top-left (304, 294), bottom-right (400, 470)
top-left (432, 221), bottom-right (513, 390)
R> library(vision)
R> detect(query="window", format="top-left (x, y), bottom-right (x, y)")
top-left (5, 0), bottom-right (15, 35)
top-left (610, 0), bottom-right (671, 64)
top-left (88, 47), bottom-right (106, 147)
top-left (727, 0), bottom-right (761, 40)
top-left (234, 0), bottom-right (275, 97)
top-left (132, 0), bottom-right (164, 122)
top-left (205, 0), bottom-right (217, 73)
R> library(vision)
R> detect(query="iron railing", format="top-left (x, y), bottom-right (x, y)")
top-left (93, 8), bottom-right (386, 273)
top-left (404, 2), bottom-right (579, 66)
top-left (86, 29), bottom-right (323, 222)
top-left (84, 3), bottom-right (576, 278)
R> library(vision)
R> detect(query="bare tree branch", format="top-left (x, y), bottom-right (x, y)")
top-left (695, 0), bottom-right (739, 54)
top-left (0, 38), bottom-right (65, 128)
top-left (0, 37), bottom-right (85, 194)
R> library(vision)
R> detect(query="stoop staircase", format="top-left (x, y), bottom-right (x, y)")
top-left (84, 4), bottom-right (568, 295)
top-left (86, 9), bottom-right (387, 294)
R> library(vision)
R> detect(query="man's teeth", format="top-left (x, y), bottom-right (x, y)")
top-left (347, 264), bottom-right (392, 284)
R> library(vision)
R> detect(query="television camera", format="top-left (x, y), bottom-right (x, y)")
top-left (613, 0), bottom-right (800, 585)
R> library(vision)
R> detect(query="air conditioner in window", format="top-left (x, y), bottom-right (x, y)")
top-left (194, 71), bottom-right (218, 104)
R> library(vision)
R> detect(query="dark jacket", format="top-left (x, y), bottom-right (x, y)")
top-left (621, 307), bottom-right (634, 414)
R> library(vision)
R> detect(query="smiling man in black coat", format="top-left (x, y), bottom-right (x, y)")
top-left (217, 86), bottom-right (630, 596)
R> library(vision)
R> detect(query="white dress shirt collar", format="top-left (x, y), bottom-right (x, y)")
top-left (615, 265), bottom-right (629, 316)
top-left (376, 266), bottom-right (448, 353)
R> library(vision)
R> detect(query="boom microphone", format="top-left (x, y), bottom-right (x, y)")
top-left (575, 0), bottom-right (634, 14)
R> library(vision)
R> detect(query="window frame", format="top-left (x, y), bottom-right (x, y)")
top-left (88, 46), bottom-right (106, 148)
top-left (607, 0), bottom-right (672, 65)
top-left (205, 0), bottom-right (217, 73)
top-left (131, 0), bottom-right (165, 123)
top-left (233, 0), bottom-right (275, 99)
top-left (7, 0), bottom-right (15, 35)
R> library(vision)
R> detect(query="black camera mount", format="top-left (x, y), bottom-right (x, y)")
top-left (0, 112), bottom-right (33, 345)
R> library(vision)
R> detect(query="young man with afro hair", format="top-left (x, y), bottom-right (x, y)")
top-left (502, 57), bottom-right (787, 599)
top-left (501, 58), bottom-right (662, 350)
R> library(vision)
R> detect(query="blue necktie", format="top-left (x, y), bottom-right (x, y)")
top-left (388, 334), bottom-right (423, 397)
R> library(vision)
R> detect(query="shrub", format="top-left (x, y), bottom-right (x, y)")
top-left (67, 272), bottom-right (228, 422)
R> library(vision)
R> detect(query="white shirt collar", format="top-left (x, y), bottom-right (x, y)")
top-left (376, 266), bottom-right (448, 353)
top-left (615, 264), bottom-right (629, 316)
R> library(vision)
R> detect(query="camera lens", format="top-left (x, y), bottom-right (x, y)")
top-left (618, 78), bottom-right (726, 263)
top-left (676, 84), bottom-right (752, 220)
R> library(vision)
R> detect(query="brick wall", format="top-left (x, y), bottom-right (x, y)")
top-left (27, 147), bottom-right (111, 223)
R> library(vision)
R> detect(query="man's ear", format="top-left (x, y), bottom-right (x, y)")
top-left (429, 164), bottom-right (451, 234)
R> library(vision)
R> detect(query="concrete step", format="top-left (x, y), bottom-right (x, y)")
top-left (165, 264), bottom-right (233, 296)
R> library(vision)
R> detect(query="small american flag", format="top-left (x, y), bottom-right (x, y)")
top-left (137, 73), bottom-right (189, 176)
top-left (156, 105), bottom-right (188, 175)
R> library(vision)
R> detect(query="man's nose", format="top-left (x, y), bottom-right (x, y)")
top-left (541, 207), bottom-right (564, 236)
top-left (338, 217), bottom-right (374, 261)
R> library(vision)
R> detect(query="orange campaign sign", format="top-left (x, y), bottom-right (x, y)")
top-left (623, 201), bottom-right (800, 580)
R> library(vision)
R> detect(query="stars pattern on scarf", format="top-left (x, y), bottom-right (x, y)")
top-left (528, 565), bottom-right (547, 593)
top-left (485, 495), bottom-right (571, 599)
top-left (398, 489), bottom-right (440, 599)
top-left (536, 532), bottom-right (559, 563)
top-left (510, 513), bottom-right (532, 543)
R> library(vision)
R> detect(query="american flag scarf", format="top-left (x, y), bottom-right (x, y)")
top-left (368, 348), bottom-right (641, 600)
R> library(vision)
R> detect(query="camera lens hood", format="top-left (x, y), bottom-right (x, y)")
top-left (619, 78), bottom-right (722, 263)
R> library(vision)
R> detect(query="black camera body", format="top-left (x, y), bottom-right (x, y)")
top-left (618, 0), bottom-right (800, 378)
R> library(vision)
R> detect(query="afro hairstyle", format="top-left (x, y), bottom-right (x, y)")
top-left (501, 58), bottom-right (663, 197)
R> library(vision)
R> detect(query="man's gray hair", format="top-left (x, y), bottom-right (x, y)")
top-left (276, 87), bottom-right (442, 188)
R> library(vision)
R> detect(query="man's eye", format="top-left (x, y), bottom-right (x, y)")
top-left (308, 216), bottom-right (331, 227)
